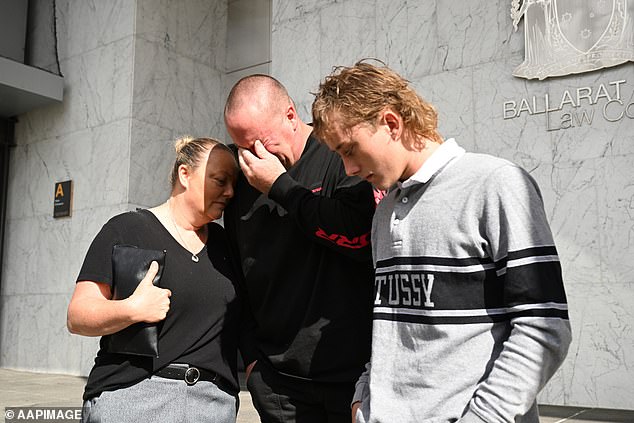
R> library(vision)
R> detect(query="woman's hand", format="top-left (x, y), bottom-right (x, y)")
top-left (126, 261), bottom-right (172, 323)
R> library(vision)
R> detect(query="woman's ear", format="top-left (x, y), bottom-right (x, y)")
top-left (177, 164), bottom-right (190, 189)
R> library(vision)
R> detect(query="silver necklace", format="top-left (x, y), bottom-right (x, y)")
top-left (168, 201), bottom-right (203, 263)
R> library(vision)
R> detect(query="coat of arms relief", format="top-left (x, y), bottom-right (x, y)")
top-left (511, 0), bottom-right (634, 79)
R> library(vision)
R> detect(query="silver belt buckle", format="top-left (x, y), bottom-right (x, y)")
top-left (184, 367), bottom-right (200, 385)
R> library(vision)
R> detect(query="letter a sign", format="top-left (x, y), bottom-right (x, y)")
top-left (54, 180), bottom-right (72, 218)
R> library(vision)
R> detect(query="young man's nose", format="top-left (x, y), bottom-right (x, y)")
top-left (343, 159), bottom-right (361, 176)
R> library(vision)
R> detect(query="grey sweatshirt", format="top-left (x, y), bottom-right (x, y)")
top-left (354, 140), bottom-right (571, 423)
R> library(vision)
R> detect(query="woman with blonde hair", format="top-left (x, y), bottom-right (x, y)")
top-left (68, 136), bottom-right (241, 422)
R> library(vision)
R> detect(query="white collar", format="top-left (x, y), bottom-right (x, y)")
top-left (399, 138), bottom-right (465, 189)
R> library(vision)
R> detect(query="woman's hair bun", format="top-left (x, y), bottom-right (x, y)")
top-left (174, 135), bottom-right (194, 153)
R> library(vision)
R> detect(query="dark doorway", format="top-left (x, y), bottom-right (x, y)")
top-left (0, 118), bottom-right (15, 293)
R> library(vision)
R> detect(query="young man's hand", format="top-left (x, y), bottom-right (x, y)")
top-left (351, 401), bottom-right (361, 423)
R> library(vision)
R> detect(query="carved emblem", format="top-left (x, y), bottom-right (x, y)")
top-left (511, 0), bottom-right (634, 79)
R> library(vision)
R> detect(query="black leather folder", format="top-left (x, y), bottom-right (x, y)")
top-left (108, 244), bottom-right (166, 358)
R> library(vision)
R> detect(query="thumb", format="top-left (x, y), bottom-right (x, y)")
top-left (253, 140), bottom-right (271, 159)
top-left (238, 148), bottom-right (252, 168)
top-left (140, 261), bottom-right (159, 285)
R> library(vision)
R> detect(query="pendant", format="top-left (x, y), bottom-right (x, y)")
top-left (191, 254), bottom-right (199, 263)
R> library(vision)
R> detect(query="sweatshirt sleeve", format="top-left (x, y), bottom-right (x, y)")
top-left (267, 169), bottom-right (375, 261)
top-left (352, 361), bottom-right (371, 406)
top-left (460, 164), bottom-right (572, 422)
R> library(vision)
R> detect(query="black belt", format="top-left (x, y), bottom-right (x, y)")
top-left (154, 364), bottom-right (236, 394)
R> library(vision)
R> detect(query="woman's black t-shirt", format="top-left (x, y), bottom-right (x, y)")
top-left (76, 209), bottom-right (241, 400)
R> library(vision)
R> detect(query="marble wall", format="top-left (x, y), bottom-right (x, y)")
top-left (268, 0), bottom-right (634, 410)
top-left (2, 0), bottom-right (138, 377)
top-left (0, 0), bottom-right (228, 376)
top-left (130, 0), bottom-right (228, 206)
top-left (1, 0), bottom-right (632, 412)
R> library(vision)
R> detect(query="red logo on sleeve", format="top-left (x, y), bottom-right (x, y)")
top-left (315, 228), bottom-right (370, 249)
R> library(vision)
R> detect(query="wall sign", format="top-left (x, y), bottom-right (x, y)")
top-left (503, 79), bottom-right (634, 130)
top-left (54, 180), bottom-right (72, 218)
top-left (511, 0), bottom-right (634, 80)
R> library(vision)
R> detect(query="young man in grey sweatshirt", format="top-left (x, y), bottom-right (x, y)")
top-left (311, 61), bottom-right (572, 423)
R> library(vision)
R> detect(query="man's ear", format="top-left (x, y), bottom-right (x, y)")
top-left (285, 104), bottom-right (299, 131)
top-left (381, 108), bottom-right (402, 141)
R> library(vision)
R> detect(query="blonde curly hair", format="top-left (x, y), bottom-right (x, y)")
top-left (312, 60), bottom-right (442, 149)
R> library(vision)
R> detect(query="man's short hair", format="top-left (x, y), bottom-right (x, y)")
top-left (225, 74), bottom-right (291, 118)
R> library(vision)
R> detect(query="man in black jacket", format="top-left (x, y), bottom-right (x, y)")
top-left (223, 74), bottom-right (376, 423)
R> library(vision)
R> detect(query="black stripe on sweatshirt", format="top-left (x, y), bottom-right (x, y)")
top-left (373, 262), bottom-right (567, 311)
top-left (495, 246), bottom-right (560, 271)
top-left (373, 307), bottom-right (569, 325)
top-left (376, 246), bottom-right (559, 272)
top-left (376, 255), bottom-right (493, 269)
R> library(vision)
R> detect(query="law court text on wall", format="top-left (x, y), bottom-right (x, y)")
top-left (503, 79), bottom-right (633, 131)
